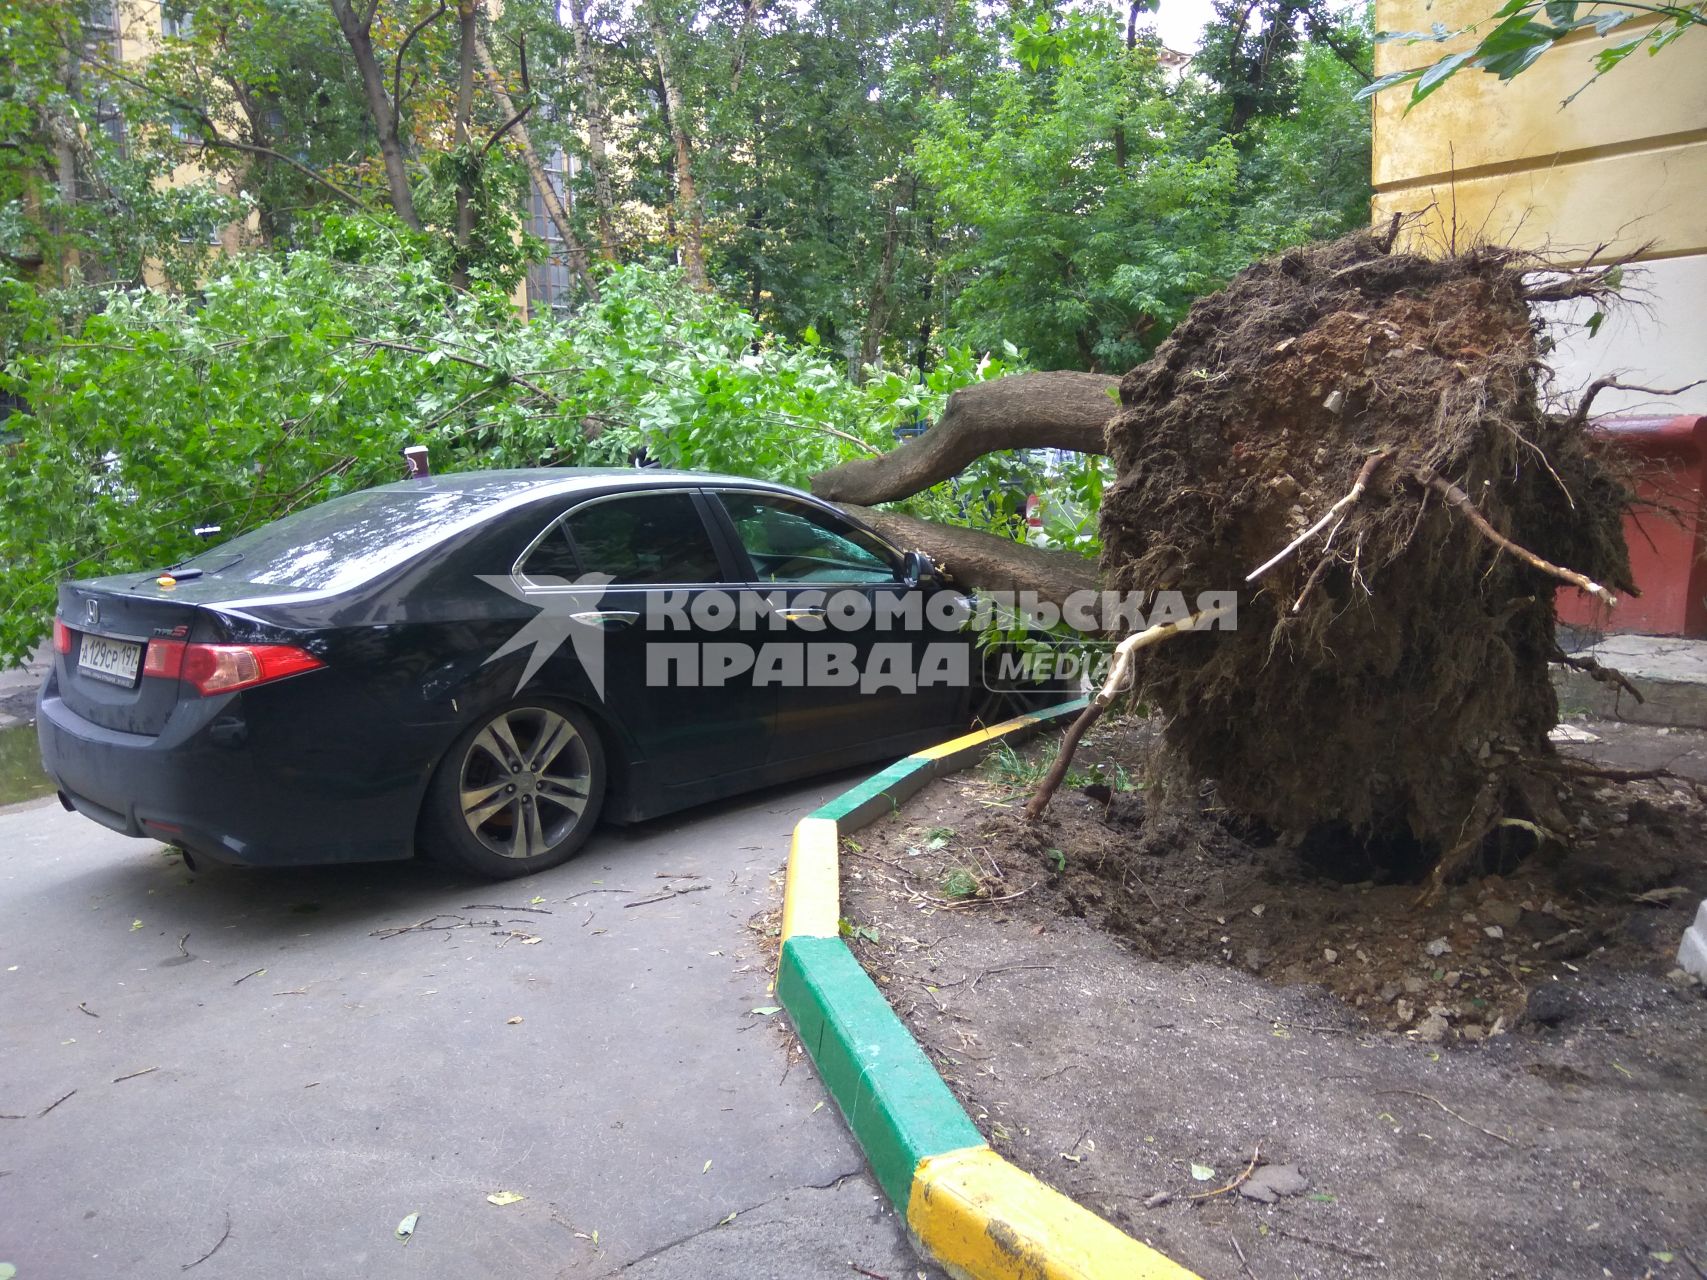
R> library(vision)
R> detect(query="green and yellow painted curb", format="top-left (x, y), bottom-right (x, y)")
top-left (777, 700), bottom-right (1202, 1280)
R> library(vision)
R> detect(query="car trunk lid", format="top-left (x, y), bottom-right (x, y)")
top-left (55, 576), bottom-right (209, 736)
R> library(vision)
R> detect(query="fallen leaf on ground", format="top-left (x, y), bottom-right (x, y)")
top-left (395, 1213), bottom-right (419, 1239)
top-left (1190, 1163), bottom-right (1215, 1181)
top-left (131, 920), bottom-right (143, 931)
top-left (718, 1211), bottom-right (737, 1226)
top-left (506, 1016), bottom-right (523, 1025)
top-left (750, 1006), bottom-right (781, 1017)
top-left (702, 1160), bottom-right (712, 1174)
top-left (486, 1191), bottom-right (525, 1206)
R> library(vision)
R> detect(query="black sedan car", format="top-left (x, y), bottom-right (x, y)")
top-left (38, 469), bottom-right (1037, 879)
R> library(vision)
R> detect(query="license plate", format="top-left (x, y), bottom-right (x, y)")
top-left (78, 633), bottom-right (143, 687)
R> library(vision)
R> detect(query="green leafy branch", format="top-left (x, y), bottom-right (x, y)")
top-left (1357, 0), bottom-right (1704, 108)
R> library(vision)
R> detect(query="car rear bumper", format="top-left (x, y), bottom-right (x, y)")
top-left (37, 680), bottom-right (421, 868)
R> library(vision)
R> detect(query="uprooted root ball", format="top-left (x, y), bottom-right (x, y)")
top-left (1099, 229), bottom-right (1633, 875)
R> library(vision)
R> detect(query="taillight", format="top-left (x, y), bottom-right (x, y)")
top-left (143, 638), bottom-right (186, 679)
top-left (53, 617), bottom-right (72, 654)
top-left (141, 641), bottom-right (323, 695)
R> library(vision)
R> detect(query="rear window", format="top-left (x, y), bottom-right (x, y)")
top-left (565, 493), bottom-right (723, 585)
top-left (176, 486), bottom-right (513, 592)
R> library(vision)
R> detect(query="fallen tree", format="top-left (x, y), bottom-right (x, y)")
top-left (838, 503), bottom-right (1102, 603)
top-left (825, 228), bottom-right (1646, 887)
top-left (1064, 229), bottom-right (1633, 882)
top-left (810, 370), bottom-right (1118, 506)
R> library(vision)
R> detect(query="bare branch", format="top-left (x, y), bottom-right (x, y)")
top-left (393, 2), bottom-right (449, 117)
top-left (1569, 377), bottom-right (1707, 429)
top-left (481, 38), bottom-right (532, 155)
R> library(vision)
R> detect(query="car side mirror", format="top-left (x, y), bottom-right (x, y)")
top-left (900, 549), bottom-right (939, 588)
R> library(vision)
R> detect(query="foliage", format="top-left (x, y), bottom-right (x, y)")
top-left (0, 0), bottom-right (251, 287)
top-left (1360, 0), bottom-right (1704, 109)
top-left (913, 7), bottom-right (1371, 372)
top-left (0, 242), bottom-right (1009, 661)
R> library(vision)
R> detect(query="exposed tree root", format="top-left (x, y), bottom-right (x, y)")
top-left (1024, 605), bottom-right (1231, 822)
top-left (1247, 451), bottom-right (1388, 583)
top-left (1552, 648), bottom-right (1645, 704)
top-left (1413, 467), bottom-right (1617, 606)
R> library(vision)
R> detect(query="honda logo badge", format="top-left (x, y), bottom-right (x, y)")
top-left (84, 598), bottom-right (99, 627)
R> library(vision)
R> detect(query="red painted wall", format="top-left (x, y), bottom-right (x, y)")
top-left (1556, 415), bottom-right (1707, 638)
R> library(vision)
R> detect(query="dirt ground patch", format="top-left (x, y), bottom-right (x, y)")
top-left (837, 715), bottom-right (1707, 1280)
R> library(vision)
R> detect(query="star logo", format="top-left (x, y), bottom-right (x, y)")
top-left (477, 571), bottom-right (618, 699)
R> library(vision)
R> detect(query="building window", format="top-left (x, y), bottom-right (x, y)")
top-left (161, 1), bottom-right (193, 38)
top-left (524, 148), bottom-right (577, 315)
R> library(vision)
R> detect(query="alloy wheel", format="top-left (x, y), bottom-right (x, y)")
top-left (458, 706), bottom-right (593, 860)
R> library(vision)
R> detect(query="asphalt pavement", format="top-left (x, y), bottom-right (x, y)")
top-left (0, 782), bottom-right (937, 1280)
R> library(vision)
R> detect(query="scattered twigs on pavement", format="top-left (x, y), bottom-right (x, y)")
top-left (1025, 605), bottom-right (1232, 821)
top-left (1246, 451), bottom-right (1388, 583)
top-left (371, 913), bottom-right (499, 939)
top-left (1415, 467), bottom-right (1616, 605)
top-left (1228, 1232), bottom-right (1260, 1280)
top-left (1189, 1143), bottom-right (1262, 1200)
top-left (113, 1066), bottom-right (160, 1084)
top-left (181, 1211), bottom-right (232, 1271)
top-left (177, 932), bottom-right (191, 957)
top-left (38, 1088), bottom-right (77, 1117)
top-left (935, 963), bottom-right (1056, 991)
top-left (78, 1002), bottom-right (99, 1018)
top-left (462, 903), bottom-right (553, 914)
top-left (1375, 1088), bottom-right (1515, 1146)
top-left (933, 883), bottom-right (1036, 911)
top-left (624, 883), bottom-right (712, 908)
top-left (1273, 1226), bottom-right (1382, 1265)
top-left (849, 1266), bottom-right (890, 1280)
top-left (232, 968), bottom-right (266, 986)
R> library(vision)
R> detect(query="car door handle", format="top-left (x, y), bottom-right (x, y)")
top-left (777, 606), bottom-right (826, 622)
top-left (570, 610), bottom-right (639, 629)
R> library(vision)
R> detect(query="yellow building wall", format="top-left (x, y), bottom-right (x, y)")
top-left (1372, 0), bottom-right (1706, 412)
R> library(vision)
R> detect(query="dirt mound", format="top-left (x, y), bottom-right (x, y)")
top-left (1099, 229), bottom-right (1633, 872)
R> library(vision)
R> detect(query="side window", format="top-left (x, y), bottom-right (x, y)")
top-left (719, 493), bottom-right (898, 584)
top-left (518, 522), bottom-right (580, 584)
top-left (565, 493), bottom-right (723, 585)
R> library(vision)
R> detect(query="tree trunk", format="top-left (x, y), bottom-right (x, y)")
top-left (327, 0), bottom-right (421, 229)
top-left (645, 6), bottom-right (708, 291)
top-left (839, 505), bottom-right (1101, 611)
top-left (809, 371), bottom-right (1119, 505)
top-left (451, 0), bottom-right (479, 289)
top-left (858, 181), bottom-right (907, 375)
top-left (728, 0), bottom-right (764, 96)
top-left (476, 36), bottom-right (598, 300)
top-left (566, 0), bottom-right (619, 261)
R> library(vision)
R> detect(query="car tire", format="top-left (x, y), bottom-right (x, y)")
top-left (970, 641), bottom-right (1077, 727)
top-left (421, 701), bottom-right (607, 880)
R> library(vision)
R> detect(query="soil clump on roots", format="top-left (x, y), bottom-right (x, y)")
top-left (1099, 228), bottom-right (1633, 878)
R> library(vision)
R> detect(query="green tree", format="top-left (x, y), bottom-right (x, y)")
top-left (0, 232), bottom-right (1011, 661)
